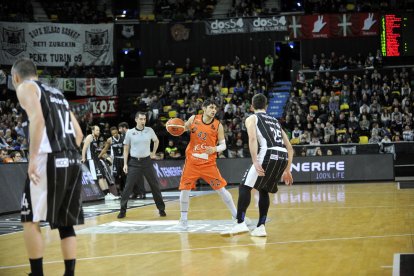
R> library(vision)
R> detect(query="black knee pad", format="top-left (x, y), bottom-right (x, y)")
top-left (58, 226), bottom-right (76, 240)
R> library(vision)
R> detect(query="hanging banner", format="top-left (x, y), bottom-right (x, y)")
top-left (248, 16), bottom-right (288, 32)
top-left (205, 18), bottom-right (248, 35)
top-left (0, 22), bottom-right (113, 66)
top-left (289, 13), bottom-right (379, 40)
top-left (351, 12), bottom-right (379, 36)
top-left (76, 78), bottom-right (117, 96)
top-left (70, 96), bottom-right (118, 118)
top-left (38, 77), bottom-right (65, 91)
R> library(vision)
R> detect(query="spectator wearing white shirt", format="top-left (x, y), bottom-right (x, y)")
top-left (403, 125), bottom-right (414, 141)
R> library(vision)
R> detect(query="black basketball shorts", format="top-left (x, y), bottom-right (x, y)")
top-left (21, 151), bottom-right (84, 229)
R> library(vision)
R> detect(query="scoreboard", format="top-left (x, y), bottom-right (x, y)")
top-left (380, 13), bottom-right (414, 57)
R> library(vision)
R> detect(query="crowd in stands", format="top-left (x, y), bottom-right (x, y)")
top-left (154, 0), bottom-right (217, 21)
top-left (41, 0), bottom-right (109, 23)
top-left (0, 0), bottom-right (33, 22)
top-left (126, 54), bottom-right (274, 158)
top-left (1, 50), bottom-right (414, 161)
top-left (300, 0), bottom-right (413, 14)
top-left (0, 92), bottom-right (29, 163)
top-left (42, 62), bottom-right (116, 78)
top-left (227, 0), bottom-right (269, 17)
top-left (282, 55), bottom-right (414, 150)
top-left (306, 50), bottom-right (383, 71)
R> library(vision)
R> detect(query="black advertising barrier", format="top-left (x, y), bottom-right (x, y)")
top-left (290, 154), bottom-right (394, 183)
top-left (0, 154), bottom-right (394, 214)
top-left (0, 163), bottom-right (104, 214)
top-left (0, 163), bottom-right (27, 214)
top-left (143, 153), bottom-right (394, 189)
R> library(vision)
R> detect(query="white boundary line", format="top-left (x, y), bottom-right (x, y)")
top-left (1, 233), bottom-right (413, 270)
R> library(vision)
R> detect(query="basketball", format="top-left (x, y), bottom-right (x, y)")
top-left (166, 118), bottom-right (185, 136)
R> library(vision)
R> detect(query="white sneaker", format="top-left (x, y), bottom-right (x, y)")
top-left (231, 216), bottom-right (252, 226)
top-left (172, 219), bottom-right (188, 231)
top-left (221, 221), bottom-right (249, 236)
top-left (105, 193), bottom-right (117, 200)
top-left (250, 225), bottom-right (267, 237)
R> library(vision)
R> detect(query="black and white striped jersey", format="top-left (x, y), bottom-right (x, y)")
top-left (254, 112), bottom-right (285, 151)
top-left (22, 80), bottom-right (78, 153)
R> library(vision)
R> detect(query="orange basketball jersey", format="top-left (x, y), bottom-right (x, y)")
top-left (185, 114), bottom-right (220, 165)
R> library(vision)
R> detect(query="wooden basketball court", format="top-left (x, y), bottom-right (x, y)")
top-left (0, 182), bottom-right (413, 275)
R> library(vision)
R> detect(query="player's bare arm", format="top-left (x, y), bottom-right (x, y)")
top-left (184, 115), bottom-right (195, 131)
top-left (70, 112), bottom-right (84, 147)
top-left (16, 82), bottom-right (44, 185)
top-left (205, 123), bottom-right (226, 154)
top-left (246, 115), bottom-right (265, 176)
top-left (98, 137), bottom-right (112, 159)
top-left (281, 129), bottom-right (294, 185)
top-left (81, 134), bottom-right (93, 162)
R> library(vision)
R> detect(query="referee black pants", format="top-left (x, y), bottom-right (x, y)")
top-left (120, 157), bottom-right (165, 211)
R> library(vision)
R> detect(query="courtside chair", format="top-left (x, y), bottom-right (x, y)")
top-left (175, 68), bottom-right (183, 75)
top-left (359, 136), bottom-right (369, 144)
top-left (163, 105), bottom-right (172, 113)
top-left (145, 68), bottom-right (155, 76)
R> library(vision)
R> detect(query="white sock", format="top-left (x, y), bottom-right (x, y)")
top-left (216, 188), bottom-right (237, 218)
top-left (180, 190), bottom-right (190, 221)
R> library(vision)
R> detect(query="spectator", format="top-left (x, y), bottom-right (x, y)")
top-left (403, 125), bottom-right (414, 141)
top-left (165, 140), bottom-right (182, 159)
top-left (10, 151), bottom-right (23, 162)
top-left (381, 135), bottom-right (392, 143)
top-left (0, 149), bottom-right (8, 162)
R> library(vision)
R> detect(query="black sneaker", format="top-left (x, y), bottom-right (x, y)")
top-left (159, 210), bottom-right (166, 217)
top-left (117, 210), bottom-right (126, 219)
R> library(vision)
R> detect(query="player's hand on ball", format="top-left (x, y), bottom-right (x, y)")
top-left (282, 171), bottom-right (293, 186)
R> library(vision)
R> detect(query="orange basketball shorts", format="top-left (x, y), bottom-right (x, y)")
top-left (179, 161), bottom-right (227, 191)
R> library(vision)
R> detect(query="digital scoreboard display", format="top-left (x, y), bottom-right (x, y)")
top-left (381, 13), bottom-right (414, 57)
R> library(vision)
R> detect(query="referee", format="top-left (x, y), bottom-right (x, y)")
top-left (117, 112), bottom-right (166, 218)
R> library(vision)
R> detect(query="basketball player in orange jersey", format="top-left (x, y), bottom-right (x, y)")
top-left (175, 99), bottom-right (237, 230)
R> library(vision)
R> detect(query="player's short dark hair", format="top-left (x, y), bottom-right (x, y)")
top-left (12, 58), bottom-right (37, 79)
top-left (135, 111), bottom-right (147, 118)
top-left (110, 126), bottom-right (117, 132)
top-left (91, 125), bottom-right (99, 132)
top-left (202, 99), bottom-right (219, 108)
top-left (118, 122), bottom-right (129, 129)
top-left (252, 93), bottom-right (267, 110)
top-left (10, 151), bottom-right (20, 159)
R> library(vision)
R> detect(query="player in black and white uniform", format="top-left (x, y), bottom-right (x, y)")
top-left (222, 93), bottom-right (293, 237)
top-left (82, 126), bottom-right (115, 199)
top-left (99, 126), bottom-right (125, 194)
top-left (12, 58), bottom-right (84, 276)
top-left (81, 125), bottom-right (101, 179)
